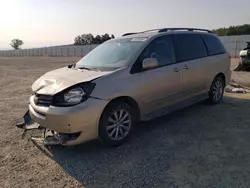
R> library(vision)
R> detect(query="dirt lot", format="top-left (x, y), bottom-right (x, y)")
top-left (1, 57), bottom-right (250, 188)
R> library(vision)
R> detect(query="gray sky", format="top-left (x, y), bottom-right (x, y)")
top-left (0, 0), bottom-right (250, 49)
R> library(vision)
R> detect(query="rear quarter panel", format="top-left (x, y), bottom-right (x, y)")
top-left (203, 53), bottom-right (231, 89)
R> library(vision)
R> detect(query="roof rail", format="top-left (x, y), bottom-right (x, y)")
top-left (141, 29), bottom-right (162, 33)
top-left (121, 28), bottom-right (213, 37)
top-left (158, 28), bottom-right (213, 33)
top-left (122, 32), bottom-right (138, 36)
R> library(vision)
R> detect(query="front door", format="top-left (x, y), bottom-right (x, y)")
top-left (131, 35), bottom-right (183, 117)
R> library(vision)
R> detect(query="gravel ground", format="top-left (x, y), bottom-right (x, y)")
top-left (1, 57), bottom-right (250, 188)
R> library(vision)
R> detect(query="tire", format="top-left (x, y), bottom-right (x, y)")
top-left (99, 101), bottom-right (136, 147)
top-left (208, 76), bottom-right (225, 104)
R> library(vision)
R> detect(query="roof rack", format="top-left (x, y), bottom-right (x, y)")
top-left (140, 29), bottom-right (162, 33)
top-left (122, 32), bottom-right (138, 36)
top-left (121, 28), bottom-right (213, 36)
top-left (158, 28), bottom-right (213, 33)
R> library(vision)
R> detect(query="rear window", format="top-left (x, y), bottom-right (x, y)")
top-left (203, 34), bottom-right (226, 56)
top-left (174, 34), bottom-right (207, 62)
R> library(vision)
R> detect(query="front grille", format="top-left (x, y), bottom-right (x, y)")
top-left (34, 94), bottom-right (53, 107)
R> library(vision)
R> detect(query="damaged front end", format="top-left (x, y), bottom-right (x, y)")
top-left (16, 110), bottom-right (80, 146)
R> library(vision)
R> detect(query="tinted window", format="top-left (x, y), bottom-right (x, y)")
top-left (136, 35), bottom-right (175, 68)
top-left (174, 34), bottom-right (207, 62)
top-left (203, 34), bottom-right (226, 55)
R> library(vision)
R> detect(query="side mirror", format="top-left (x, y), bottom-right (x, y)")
top-left (142, 58), bottom-right (159, 70)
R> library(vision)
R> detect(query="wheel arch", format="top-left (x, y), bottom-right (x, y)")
top-left (100, 96), bottom-right (141, 123)
top-left (215, 72), bottom-right (226, 86)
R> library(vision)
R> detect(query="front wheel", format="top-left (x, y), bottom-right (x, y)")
top-left (208, 76), bottom-right (225, 104)
top-left (99, 102), bottom-right (136, 147)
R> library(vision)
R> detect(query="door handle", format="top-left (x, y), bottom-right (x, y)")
top-left (183, 64), bottom-right (188, 69)
top-left (173, 68), bottom-right (179, 72)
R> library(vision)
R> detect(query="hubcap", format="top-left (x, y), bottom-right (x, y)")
top-left (212, 80), bottom-right (223, 101)
top-left (106, 109), bottom-right (131, 140)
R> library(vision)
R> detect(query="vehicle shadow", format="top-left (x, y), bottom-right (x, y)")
top-left (34, 95), bottom-right (250, 188)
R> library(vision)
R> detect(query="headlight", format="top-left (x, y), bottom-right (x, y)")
top-left (53, 82), bottom-right (95, 107)
top-left (64, 88), bottom-right (85, 104)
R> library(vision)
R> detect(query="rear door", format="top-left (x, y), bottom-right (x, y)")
top-left (174, 33), bottom-right (209, 99)
top-left (131, 35), bottom-right (183, 117)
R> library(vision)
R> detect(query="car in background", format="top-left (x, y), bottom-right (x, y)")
top-left (238, 42), bottom-right (250, 70)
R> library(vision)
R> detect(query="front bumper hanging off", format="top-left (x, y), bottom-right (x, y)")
top-left (15, 110), bottom-right (66, 146)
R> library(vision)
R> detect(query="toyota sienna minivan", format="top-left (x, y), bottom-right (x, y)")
top-left (21, 28), bottom-right (231, 146)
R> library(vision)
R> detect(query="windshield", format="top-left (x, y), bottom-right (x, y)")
top-left (75, 38), bottom-right (146, 70)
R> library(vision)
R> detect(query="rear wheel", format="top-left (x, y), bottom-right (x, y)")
top-left (208, 76), bottom-right (225, 104)
top-left (99, 102), bottom-right (136, 146)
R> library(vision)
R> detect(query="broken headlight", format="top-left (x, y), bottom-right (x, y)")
top-left (64, 88), bottom-right (85, 104)
top-left (53, 82), bottom-right (95, 107)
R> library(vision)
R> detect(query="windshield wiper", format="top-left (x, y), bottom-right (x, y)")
top-left (69, 65), bottom-right (102, 71)
top-left (67, 63), bottom-right (76, 68)
top-left (78, 66), bottom-right (103, 71)
top-left (77, 66), bottom-right (94, 71)
top-left (68, 64), bottom-right (91, 70)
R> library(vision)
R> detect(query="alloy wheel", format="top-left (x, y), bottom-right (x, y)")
top-left (106, 109), bottom-right (132, 140)
top-left (212, 80), bottom-right (223, 101)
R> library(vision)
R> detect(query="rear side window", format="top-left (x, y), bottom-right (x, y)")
top-left (203, 34), bottom-right (226, 55)
top-left (174, 34), bottom-right (207, 62)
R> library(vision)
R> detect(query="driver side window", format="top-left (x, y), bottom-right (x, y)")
top-left (133, 35), bottom-right (176, 72)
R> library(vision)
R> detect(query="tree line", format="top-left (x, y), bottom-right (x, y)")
top-left (74, 33), bottom-right (115, 45)
top-left (212, 24), bottom-right (250, 36)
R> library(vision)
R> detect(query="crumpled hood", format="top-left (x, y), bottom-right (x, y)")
top-left (32, 67), bottom-right (112, 95)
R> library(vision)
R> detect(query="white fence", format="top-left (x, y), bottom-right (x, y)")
top-left (0, 45), bottom-right (98, 57)
top-left (0, 35), bottom-right (250, 57)
top-left (220, 35), bottom-right (250, 57)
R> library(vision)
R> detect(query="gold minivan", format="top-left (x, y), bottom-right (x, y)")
top-left (21, 28), bottom-right (231, 146)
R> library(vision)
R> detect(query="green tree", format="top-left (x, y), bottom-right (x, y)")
top-left (213, 24), bottom-right (250, 36)
top-left (74, 33), bottom-right (115, 45)
top-left (10, 39), bottom-right (23, 50)
top-left (100, 33), bottom-right (111, 43)
top-left (93, 35), bottom-right (102, 44)
top-left (74, 35), bottom-right (82, 45)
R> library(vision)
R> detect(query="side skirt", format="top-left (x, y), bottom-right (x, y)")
top-left (141, 92), bottom-right (208, 121)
